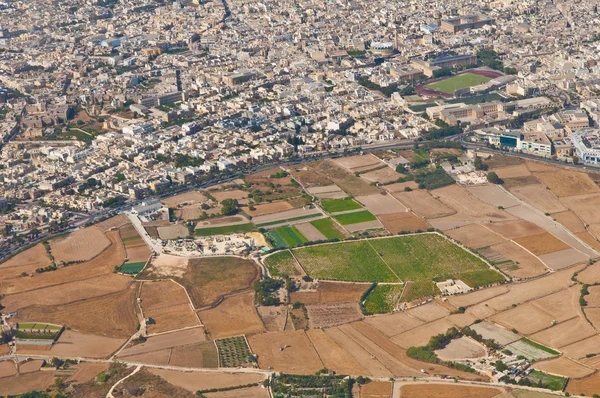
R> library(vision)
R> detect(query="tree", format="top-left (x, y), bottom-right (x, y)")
top-left (487, 172), bottom-right (504, 185)
top-left (1, 330), bottom-right (11, 344)
top-left (220, 198), bottom-right (239, 216)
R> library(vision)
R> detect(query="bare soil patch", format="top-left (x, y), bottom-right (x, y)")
top-left (484, 154), bottom-right (525, 169)
top-left (257, 306), bottom-right (288, 332)
top-left (120, 223), bottom-right (151, 262)
top-left (361, 381), bottom-right (392, 398)
top-left (95, 214), bottom-right (129, 232)
top-left (205, 386), bottom-right (268, 397)
top-left (534, 356), bottom-right (594, 378)
top-left (315, 160), bottom-right (382, 196)
top-left (562, 335), bottom-right (600, 359)
top-left (24, 330), bottom-right (126, 359)
top-left (584, 307), bottom-right (600, 330)
top-left (493, 164), bottom-right (531, 178)
top-left (435, 337), bottom-right (487, 361)
top-left (157, 224), bottom-right (190, 240)
top-left (251, 207), bottom-right (322, 225)
top-left (586, 285), bottom-right (600, 307)
top-left (14, 284), bottom-right (139, 338)
top-left (406, 303), bottom-right (451, 322)
top-left (378, 212), bottom-right (430, 234)
top-left (502, 175), bottom-right (541, 189)
top-left (530, 316), bottom-right (596, 349)
top-left (306, 301), bottom-right (363, 328)
top-left (391, 318), bottom-right (455, 349)
top-left (140, 280), bottom-right (190, 311)
top-left (430, 185), bottom-right (514, 224)
top-left (447, 284), bottom-right (509, 308)
top-left (356, 193), bottom-right (407, 215)
top-left (294, 222), bottom-right (326, 241)
top-left (306, 328), bottom-right (368, 376)
top-left (534, 169), bottom-right (600, 197)
top-left (288, 162), bottom-right (334, 188)
top-left (118, 328), bottom-right (206, 358)
top-left (530, 286), bottom-right (581, 322)
top-left (513, 232), bottom-right (570, 256)
top-left (161, 191), bottom-right (207, 207)
top-left (148, 369), bottom-right (264, 392)
top-left (0, 360), bottom-right (16, 378)
top-left (169, 341), bottom-right (218, 368)
top-left (486, 220), bottom-right (545, 240)
top-left (210, 189), bottom-right (248, 201)
top-left (66, 362), bottom-right (109, 385)
top-left (560, 193), bottom-right (600, 225)
top-left (248, 330), bottom-right (323, 374)
top-left (509, 184), bottom-right (566, 213)
top-left (552, 211), bottom-right (586, 233)
top-left (399, 384), bottom-right (501, 398)
top-left (575, 231), bottom-right (600, 252)
top-left (0, 243), bottom-right (52, 279)
top-left (0, 371), bottom-right (56, 396)
top-left (360, 167), bottom-right (404, 184)
top-left (198, 292), bottom-right (265, 339)
top-left (490, 303), bottom-right (555, 335)
top-left (466, 185), bottom-right (520, 208)
top-left (290, 281), bottom-right (370, 304)
top-left (566, 373), bottom-right (600, 397)
top-left (538, 248), bottom-right (589, 270)
top-left (469, 322), bottom-right (520, 346)
top-left (365, 312), bottom-right (424, 337)
top-left (384, 181), bottom-right (420, 192)
top-left (392, 190), bottom-right (454, 219)
top-left (332, 154), bottom-right (384, 173)
top-left (49, 226), bottom-right (111, 263)
top-left (447, 224), bottom-right (506, 249)
top-left (577, 262), bottom-right (600, 284)
top-left (305, 184), bottom-right (347, 199)
top-left (144, 253), bottom-right (188, 278)
top-left (145, 303), bottom-right (199, 334)
top-left (243, 201), bottom-right (294, 217)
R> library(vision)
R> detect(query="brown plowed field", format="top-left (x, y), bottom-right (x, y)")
top-left (361, 381), bottom-right (392, 398)
top-left (306, 301), bottom-right (363, 328)
top-left (0, 230), bottom-right (126, 295)
top-left (356, 194), bottom-right (407, 215)
top-left (493, 164), bottom-right (531, 178)
top-left (378, 212), bottom-right (430, 234)
top-left (306, 328), bottom-right (369, 376)
top-left (533, 356), bottom-right (594, 378)
top-left (561, 335), bottom-right (600, 359)
top-left (552, 211), bottom-right (586, 233)
top-left (392, 190), bottom-right (455, 219)
top-left (0, 371), bottom-right (56, 396)
top-left (509, 184), bottom-right (566, 214)
top-left (118, 328), bottom-right (206, 358)
top-left (513, 232), bottom-right (570, 256)
top-left (169, 341), bottom-right (218, 368)
top-left (406, 303), bottom-right (451, 322)
top-left (490, 303), bottom-right (555, 335)
top-left (248, 330), bottom-right (323, 374)
top-left (145, 304), bottom-right (199, 334)
top-left (575, 231), bottom-right (600, 252)
top-left (243, 201), bottom-right (294, 217)
top-left (66, 363), bottom-right (109, 385)
top-left (446, 224), bottom-right (506, 249)
top-left (290, 281), bottom-right (370, 304)
top-left (14, 284), bottom-right (138, 338)
top-left (534, 169), bottom-right (600, 197)
top-left (1, 273), bottom-right (132, 312)
top-left (50, 226), bottom-right (111, 263)
top-left (391, 318), bottom-right (455, 349)
top-left (20, 330), bottom-right (126, 359)
top-left (586, 285), bottom-right (600, 306)
top-left (486, 220), bottom-right (545, 240)
top-left (529, 316), bottom-right (596, 349)
top-left (431, 185), bottom-right (514, 223)
top-left (198, 292), bottom-right (265, 339)
top-left (577, 262), bottom-right (600, 284)
top-left (0, 243), bottom-right (52, 279)
top-left (566, 373), bottom-right (600, 397)
top-left (560, 193), bottom-right (600, 225)
top-left (530, 286), bottom-right (581, 322)
top-left (365, 312), bottom-right (424, 337)
top-left (140, 280), bottom-right (191, 311)
top-left (584, 307), bottom-right (600, 330)
top-left (399, 384), bottom-right (501, 398)
top-left (148, 369), bottom-right (264, 392)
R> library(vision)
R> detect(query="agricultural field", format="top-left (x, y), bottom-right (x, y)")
top-left (378, 212), bottom-right (430, 234)
top-left (119, 223), bottom-right (151, 262)
top-left (216, 336), bottom-right (255, 367)
top-left (399, 384), bottom-right (502, 398)
top-left (268, 225), bottom-right (308, 248)
top-left (118, 261), bottom-right (146, 274)
top-left (148, 369), bottom-right (265, 393)
top-left (310, 217), bottom-right (347, 240)
top-left (306, 301), bottom-right (363, 328)
top-left (263, 250), bottom-right (301, 277)
top-left (425, 73), bottom-right (492, 94)
top-left (0, 243), bottom-right (53, 279)
top-left (363, 284), bottom-right (403, 313)
top-left (400, 280), bottom-right (439, 303)
top-left (289, 281), bottom-right (370, 304)
top-left (194, 222), bottom-right (257, 236)
top-left (333, 210), bottom-right (377, 225)
top-left (198, 292), bottom-right (265, 339)
top-left (320, 198), bottom-right (362, 213)
top-left (49, 226), bottom-right (111, 263)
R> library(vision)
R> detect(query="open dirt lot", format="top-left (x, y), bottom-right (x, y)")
top-left (360, 167), bottom-right (404, 183)
top-left (446, 224), bottom-right (506, 249)
top-left (145, 303), bottom-right (200, 334)
top-left (509, 184), bottom-right (567, 214)
top-left (356, 193), bottom-right (407, 215)
top-left (378, 212), bottom-right (430, 234)
top-left (248, 330), bottom-right (324, 374)
top-left (529, 316), bottom-right (596, 349)
top-left (1, 230), bottom-right (126, 295)
top-left (148, 369), bottom-right (264, 392)
top-left (486, 220), bottom-right (545, 240)
top-left (161, 191), bottom-right (207, 207)
top-left (533, 169), bottom-right (600, 197)
top-left (144, 253), bottom-right (188, 278)
top-left (493, 164), bottom-right (532, 178)
top-left (552, 211), bottom-right (586, 233)
top-left (0, 371), bottom-right (56, 396)
top-left (399, 384), bottom-right (502, 398)
top-left (118, 328), bottom-right (206, 358)
top-left (365, 312), bottom-right (424, 338)
top-left (1, 273), bottom-right (132, 312)
top-left (533, 356), bottom-right (594, 378)
top-left (15, 284), bottom-right (139, 338)
top-left (466, 185), bottom-right (520, 209)
top-left (49, 226), bottom-right (111, 263)
top-left (289, 162), bottom-right (334, 188)
top-left (392, 190), bottom-right (455, 219)
top-left (198, 292), bottom-right (265, 339)
top-left (18, 330), bottom-right (126, 359)
top-left (290, 281), bottom-right (370, 304)
top-left (0, 243), bottom-right (52, 279)
top-left (560, 193), bottom-right (600, 225)
top-left (243, 201), bottom-right (294, 217)
top-left (430, 185), bottom-right (514, 224)
top-left (513, 232), bottom-right (570, 256)
top-left (566, 373), bottom-right (600, 397)
top-left (435, 337), bottom-right (487, 361)
top-left (306, 301), bottom-right (363, 328)
top-left (306, 328), bottom-right (368, 376)
top-left (332, 154), bottom-right (384, 173)
top-left (209, 189), bottom-right (248, 201)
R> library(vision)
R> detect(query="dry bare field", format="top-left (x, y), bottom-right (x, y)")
top-left (561, 335), bottom-right (600, 359)
top-left (290, 281), bottom-right (370, 304)
top-left (466, 185), bottom-right (520, 208)
top-left (15, 284), bottom-right (139, 338)
top-left (552, 211), bottom-right (586, 233)
top-left (120, 223), bottom-right (151, 262)
top-left (205, 386), bottom-right (268, 398)
top-left (17, 330), bottom-right (126, 359)
top-left (243, 201), bottom-right (294, 217)
top-left (66, 363), bottom-right (110, 385)
top-left (356, 193), bottom-right (407, 215)
top-left (406, 302), bottom-right (451, 322)
top-left (586, 285), bottom-right (600, 306)
top-left (95, 214), bottom-right (129, 232)
top-left (577, 262), bottom-right (600, 284)
top-left (392, 190), bottom-right (455, 219)
top-left (533, 356), bottom-right (594, 378)
top-left (469, 322), bottom-right (520, 346)
top-left (306, 301), bottom-right (363, 328)
top-left (365, 311), bottom-right (425, 338)
top-left (485, 220), bottom-right (544, 240)
top-left (399, 384), bottom-right (501, 398)
top-left (0, 370), bottom-right (56, 396)
top-left (584, 307), bottom-right (600, 330)
top-left (49, 226), bottom-right (111, 263)
top-left (0, 230), bottom-right (126, 295)
top-left (529, 316), bottom-right (596, 349)
top-left (0, 243), bottom-right (52, 279)
top-left (210, 189), bottom-right (248, 201)
top-left (446, 224), bottom-right (506, 249)
top-left (306, 328), bottom-right (369, 375)
top-left (248, 330), bottom-right (323, 374)
top-left (575, 231), bottom-right (600, 252)
top-left (144, 303), bottom-right (200, 334)
top-left (560, 193), bottom-right (600, 225)
top-left (118, 328), bottom-right (206, 358)
top-left (384, 181), bottom-right (419, 192)
top-left (566, 373), bottom-right (600, 397)
top-left (490, 303), bottom-right (555, 335)
top-left (168, 341), bottom-right (218, 368)
top-left (534, 169), bottom-right (600, 197)
top-left (257, 306), bottom-right (287, 332)
top-left (435, 337), bottom-right (487, 361)
top-left (530, 286), bottom-right (581, 322)
top-left (513, 232), bottom-right (570, 256)
top-left (140, 280), bottom-right (191, 311)
top-left (198, 292), bottom-right (265, 339)
top-left (493, 164), bottom-right (531, 178)
top-left (430, 185), bottom-right (515, 224)
top-left (391, 318), bottom-right (456, 349)
top-left (315, 160), bottom-right (382, 196)
top-left (378, 212), bottom-right (430, 234)
top-left (360, 167), bottom-right (404, 183)
top-left (161, 191), bottom-right (207, 207)
top-left (148, 369), bottom-right (264, 392)
top-left (0, 360), bottom-right (16, 378)
top-left (538, 248), bottom-right (589, 270)
top-left (157, 224), bottom-right (189, 240)
top-left (509, 184), bottom-right (566, 214)
top-left (361, 381), bottom-right (392, 398)
top-left (332, 154), bottom-right (384, 173)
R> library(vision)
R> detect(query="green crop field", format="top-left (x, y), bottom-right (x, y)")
top-left (119, 261), bottom-right (146, 274)
top-left (333, 210), bottom-right (377, 225)
top-left (264, 250), bottom-right (301, 277)
top-left (194, 223), bottom-right (257, 236)
top-left (526, 370), bottom-right (567, 391)
top-left (269, 226), bottom-right (308, 248)
top-left (426, 73), bottom-right (492, 95)
top-left (520, 338), bottom-right (561, 356)
top-left (255, 214), bottom-right (322, 228)
top-left (400, 280), bottom-right (439, 303)
top-left (458, 270), bottom-right (504, 288)
top-left (310, 218), bottom-right (345, 240)
top-left (363, 284), bottom-right (404, 314)
top-left (320, 198), bottom-right (362, 213)
top-left (288, 234), bottom-right (500, 287)
top-left (16, 323), bottom-right (36, 329)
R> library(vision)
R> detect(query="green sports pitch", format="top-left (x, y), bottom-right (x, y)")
top-left (426, 73), bottom-right (492, 95)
